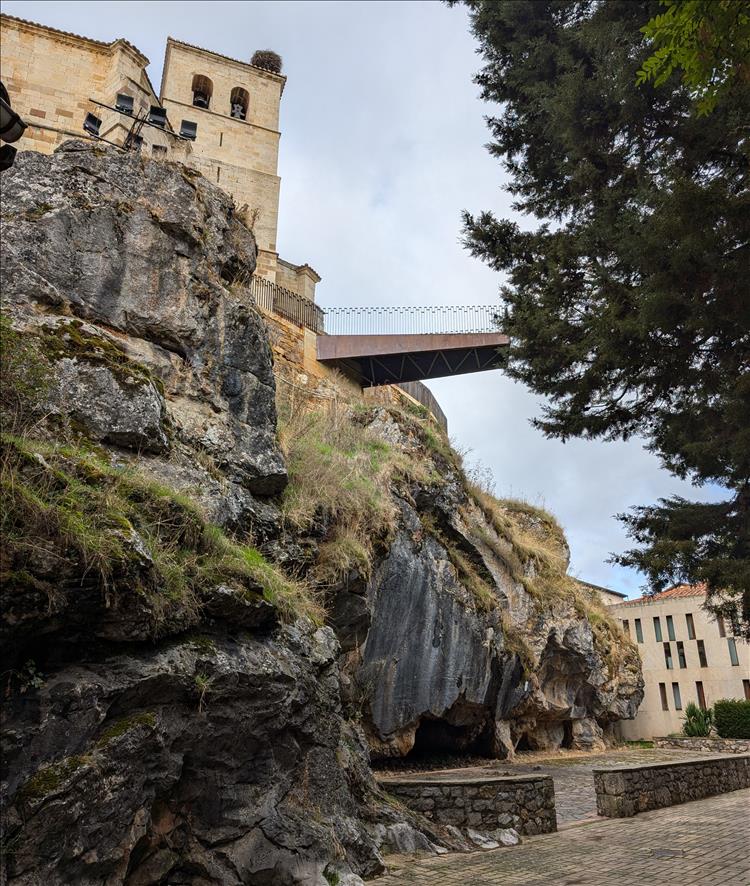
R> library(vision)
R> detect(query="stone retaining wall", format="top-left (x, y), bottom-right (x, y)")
top-left (653, 736), bottom-right (750, 754)
top-left (594, 754), bottom-right (750, 818)
top-left (378, 774), bottom-right (556, 835)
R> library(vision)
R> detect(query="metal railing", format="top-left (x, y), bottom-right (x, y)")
top-left (321, 304), bottom-right (502, 336)
top-left (251, 277), bottom-right (502, 339)
top-left (396, 381), bottom-right (448, 432)
top-left (251, 276), bottom-right (325, 334)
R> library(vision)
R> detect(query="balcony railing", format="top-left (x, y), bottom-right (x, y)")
top-left (251, 277), bottom-right (502, 339)
top-left (251, 276), bottom-right (325, 334)
top-left (322, 304), bottom-right (502, 336)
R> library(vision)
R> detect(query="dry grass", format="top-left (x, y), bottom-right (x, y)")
top-left (277, 390), bottom-right (430, 585)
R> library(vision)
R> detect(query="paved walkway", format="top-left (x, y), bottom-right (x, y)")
top-left (375, 788), bottom-right (750, 885)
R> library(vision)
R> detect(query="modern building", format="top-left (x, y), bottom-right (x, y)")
top-left (609, 584), bottom-right (750, 740)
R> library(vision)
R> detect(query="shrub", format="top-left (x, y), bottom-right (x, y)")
top-left (682, 701), bottom-right (714, 737)
top-left (713, 698), bottom-right (750, 739)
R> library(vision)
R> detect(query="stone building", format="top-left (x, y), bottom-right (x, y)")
top-left (610, 584), bottom-right (750, 740)
top-left (0, 14), bottom-right (316, 294)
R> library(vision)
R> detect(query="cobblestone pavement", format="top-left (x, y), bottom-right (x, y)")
top-left (375, 788), bottom-right (750, 885)
top-left (382, 747), bottom-right (729, 824)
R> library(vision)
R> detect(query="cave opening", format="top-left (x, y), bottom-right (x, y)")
top-left (562, 720), bottom-right (574, 749)
top-left (373, 714), bottom-right (495, 770)
top-left (514, 732), bottom-right (532, 752)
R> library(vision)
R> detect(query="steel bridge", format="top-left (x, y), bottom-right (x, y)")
top-left (251, 278), bottom-right (509, 388)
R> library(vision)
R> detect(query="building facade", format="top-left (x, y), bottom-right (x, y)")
top-left (0, 14), bottom-right (316, 295)
top-left (609, 585), bottom-right (750, 740)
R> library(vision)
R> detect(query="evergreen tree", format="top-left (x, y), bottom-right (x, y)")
top-left (452, 0), bottom-right (750, 635)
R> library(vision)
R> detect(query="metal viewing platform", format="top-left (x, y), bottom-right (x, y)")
top-left (250, 278), bottom-right (509, 388)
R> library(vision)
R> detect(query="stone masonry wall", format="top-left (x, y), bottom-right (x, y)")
top-left (378, 775), bottom-right (557, 836)
top-left (653, 736), bottom-right (750, 754)
top-left (594, 754), bottom-right (750, 817)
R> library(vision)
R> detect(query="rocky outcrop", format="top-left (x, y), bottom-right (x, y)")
top-left (3, 625), bottom-right (386, 886)
top-left (334, 413), bottom-right (644, 761)
top-left (0, 143), bottom-right (643, 885)
top-left (1, 140), bottom-right (285, 496)
top-left (0, 144), bottom-right (413, 886)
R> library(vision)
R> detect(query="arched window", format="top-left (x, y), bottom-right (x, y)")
top-left (230, 87), bottom-right (249, 121)
top-left (191, 74), bottom-right (213, 110)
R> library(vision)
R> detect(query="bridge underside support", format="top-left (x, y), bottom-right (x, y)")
top-left (316, 332), bottom-right (509, 386)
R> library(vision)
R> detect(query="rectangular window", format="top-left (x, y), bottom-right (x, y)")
top-left (666, 615), bottom-right (676, 641)
top-left (686, 613), bottom-right (696, 639)
top-left (653, 616), bottom-right (663, 642)
top-left (622, 619), bottom-right (630, 636)
top-left (696, 681), bottom-right (707, 710)
top-left (634, 618), bottom-right (644, 644)
top-left (728, 638), bottom-right (740, 666)
top-left (697, 639), bottom-right (708, 667)
top-left (676, 640), bottom-right (687, 669)
top-left (663, 642), bottom-right (674, 669)
top-left (717, 615), bottom-right (726, 637)
top-left (743, 680), bottom-right (750, 701)
top-left (672, 682), bottom-right (682, 710)
top-left (659, 682), bottom-right (669, 711)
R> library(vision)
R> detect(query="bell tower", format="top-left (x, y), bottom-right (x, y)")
top-left (160, 38), bottom-right (285, 281)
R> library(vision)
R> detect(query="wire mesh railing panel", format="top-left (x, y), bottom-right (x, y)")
top-left (321, 305), bottom-right (502, 336)
top-left (251, 277), bottom-right (502, 339)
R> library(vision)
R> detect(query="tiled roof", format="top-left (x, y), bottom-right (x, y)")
top-left (165, 37), bottom-right (286, 84)
top-left (617, 583), bottom-right (708, 607)
top-left (577, 579), bottom-right (627, 599)
top-left (0, 13), bottom-right (148, 62)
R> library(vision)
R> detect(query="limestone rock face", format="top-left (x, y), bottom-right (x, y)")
top-left (3, 625), bottom-right (386, 886)
top-left (0, 141), bottom-right (285, 495)
top-left (1, 144), bottom-right (420, 885)
top-left (338, 410), bottom-right (644, 760)
top-left (0, 143), bottom-right (643, 884)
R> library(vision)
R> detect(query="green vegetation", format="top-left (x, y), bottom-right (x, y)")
top-left (0, 313), bottom-right (321, 629)
top-left (637, 0), bottom-right (750, 114)
top-left (0, 433), bottom-right (322, 626)
top-left (453, 0), bottom-right (750, 637)
top-left (96, 712), bottom-right (156, 747)
top-left (17, 755), bottom-right (90, 804)
top-left (278, 394), bottom-right (430, 585)
top-left (624, 740), bottom-right (655, 749)
top-left (713, 698), bottom-right (750, 739)
top-left (682, 701), bottom-right (714, 736)
top-left (38, 319), bottom-right (159, 390)
top-left (194, 672), bottom-right (214, 713)
top-left (0, 314), bottom-right (51, 434)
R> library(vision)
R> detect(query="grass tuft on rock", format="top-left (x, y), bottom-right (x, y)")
top-left (277, 394), bottom-right (431, 584)
top-left (0, 434), bottom-right (322, 627)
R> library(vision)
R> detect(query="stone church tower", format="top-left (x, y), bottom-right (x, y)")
top-left (0, 14), bottom-right (319, 294)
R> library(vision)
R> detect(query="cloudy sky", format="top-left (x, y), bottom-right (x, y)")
top-left (6, 0), bottom-right (722, 596)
